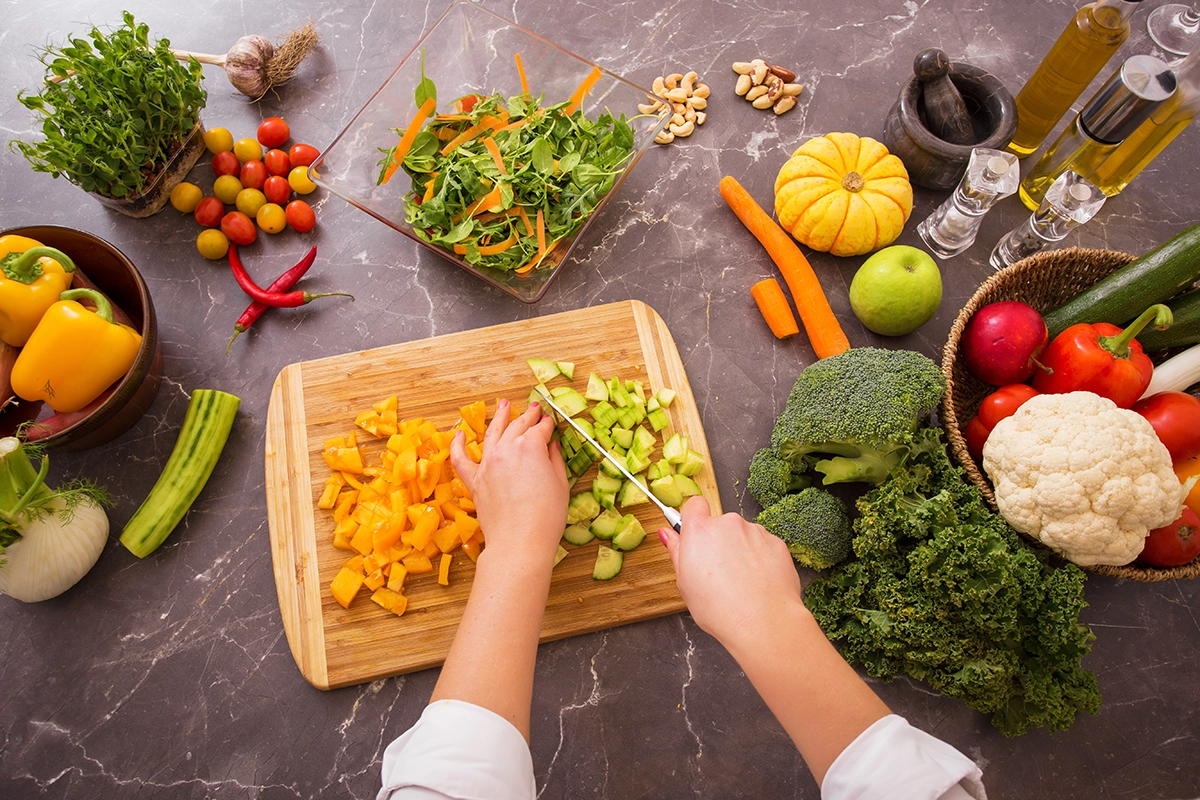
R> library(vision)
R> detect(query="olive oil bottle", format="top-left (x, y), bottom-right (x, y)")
top-left (1007, 0), bottom-right (1144, 158)
top-left (1090, 49), bottom-right (1200, 195)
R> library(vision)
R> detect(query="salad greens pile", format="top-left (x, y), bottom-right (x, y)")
top-left (378, 67), bottom-right (635, 274)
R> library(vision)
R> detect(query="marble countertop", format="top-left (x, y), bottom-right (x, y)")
top-left (2, 0), bottom-right (1198, 797)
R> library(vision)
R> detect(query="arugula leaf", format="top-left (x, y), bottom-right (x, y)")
top-left (415, 49), bottom-right (437, 109)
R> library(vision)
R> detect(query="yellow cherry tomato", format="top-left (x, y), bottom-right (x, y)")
top-left (204, 127), bottom-right (234, 154)
top-left (213, 174), bottom-right (244, 205)
top-left (288, 165), bottom-right (317, 195)
top-left (235, 188), bottom-right (268, 218)
top-left (169, 181), bottom-right (203, 213)
top-left (1176, 455), bottom-right (1200, 517)
top-left (256, 203), bottom-right (287, 234)
top-left (196, 229), bottom-right (230, 260)
top-left (233, 137), bottom-right (263, 162)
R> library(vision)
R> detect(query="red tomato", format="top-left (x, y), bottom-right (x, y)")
top-left (257, 116), bottom-right (290, 148)
top-left (288, 143), bottom-right (320, 168)
top-left (977, 384), bottom-right (1040, 431)
top-left (263, 175), bottom-right (292, 206)
top-left (221, 211), bottom-right (258, 246)
top-left (286, 199), bottom-right (316, 233)
top-left (263, 148), bottom-right (291, 177)
top-left (239, 159), bottom-right (267, 190)
top-left (965, 415), bottom-right (989, 463)
top-left (1139, 506), bottom-right (1200, 567)
top-left (459, 94), bottom-right (482, 113)
top-left (193, 196), bottom-right (224, 227)
top-left (1132, 391), bottom-right (1200, 462)
top-left (211, 150), bottom-right (240, 177)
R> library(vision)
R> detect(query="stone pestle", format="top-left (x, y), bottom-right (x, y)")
top-left (914, 48), bottom-right (977, 146)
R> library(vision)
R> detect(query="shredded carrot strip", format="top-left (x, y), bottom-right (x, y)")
top-left (494, 119), bottom-right (529, 135)
top-left (515, 53), bottom-right (529, 95)
top-left (565, 67), bottom-right (602, 115)
top-left (451, 185), bottom-right (506, 224)
top-left (516, 206), bottom-right (534, 236)
top-left (422, 174), bottom-right (438, 203)
top-left (440, 115), bottom-right (507, 156)
top-left (434, 114), bottom-right (473, 122)
top-left (381, 97), bottom-right (438, 185)
top-left (515, 237), bottom-right (561, 275)
top-left (453, 233), bottom-right (517, 256)
top-left (474, 208), bottom-right (519, 224)
top-left (536, 208), bottom-right (546, 253)
top-left (483, 137), bottom-right (507, 175)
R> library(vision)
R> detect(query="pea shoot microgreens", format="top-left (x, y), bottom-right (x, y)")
top-left (377, 69), bottom-right (635, 274)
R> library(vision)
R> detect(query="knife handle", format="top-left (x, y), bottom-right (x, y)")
top-left (663, 506), bottom-right (682, 533)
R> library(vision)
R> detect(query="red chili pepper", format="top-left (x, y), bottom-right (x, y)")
top-left (1032, 304), bottom-right (1172, 408)
top-left (226, 246), bottom-right (318, 354)
top-left (227, 244), bottom-right (352, 309)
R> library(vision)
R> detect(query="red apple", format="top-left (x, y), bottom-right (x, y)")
top-left (960, 301), bottom-right (1048, 386)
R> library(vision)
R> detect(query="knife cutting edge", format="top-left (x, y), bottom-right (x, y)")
top-left (533, 386), bottom-right (683, 533)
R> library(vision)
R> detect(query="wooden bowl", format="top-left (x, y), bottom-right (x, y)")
top-left (0, 225), bottom-right (162, 451)
top-left (940, 246), bottom-right (1200, 582)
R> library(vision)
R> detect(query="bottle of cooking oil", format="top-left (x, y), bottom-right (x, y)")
top-left (1019, 55), bottom-right (1175, 210)
top-left (1090, 48), bottom-right (1200, 195)
top-left (1007, 0), bottom-right (1144, 158)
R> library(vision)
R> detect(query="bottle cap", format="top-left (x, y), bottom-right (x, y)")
top-left (1081, 55), bottom-right (1177, 144)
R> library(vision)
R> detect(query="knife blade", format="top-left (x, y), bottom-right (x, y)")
top-left (533, 386), bottom-right (682, 533)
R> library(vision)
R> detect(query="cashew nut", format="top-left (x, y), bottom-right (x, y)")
top-left (669, 120), bottom-right (695, 137)
top-left (695, 111), bottom-right (707, 126)
top-left (692, 83), bottom-right (711, 99)
top-left (684, 107), bottom-right (697, 122)
top-left (665, 87), bottom-right (689, 103)
top-left (671, 112), bottom-right (686, 127)
top-left (665, 73), bottom-right (682, 89)
top-left (652, 76), bottom-right (665, 96)
top-left (655, 130), bottom-right (676, 145)
top-left (687, 95), bottom-right (708, 110)
top-left (638, 101), bottom-right (664, 115)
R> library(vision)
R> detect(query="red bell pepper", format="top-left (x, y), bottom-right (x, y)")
top-left (1032, 304), bottom-right (1172, 408)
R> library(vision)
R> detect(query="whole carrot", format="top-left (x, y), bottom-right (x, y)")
top-left (750, 278), bottom-right (800, 339)
top-left (226, 245), bottom-right (318, 354)
top-left (719, 175), bottom-right (850, 358)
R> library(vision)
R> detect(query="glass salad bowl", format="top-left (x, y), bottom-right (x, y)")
top-left (310, 0), bottom-right (667, 303)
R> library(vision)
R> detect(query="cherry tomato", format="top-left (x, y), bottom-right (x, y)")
top-left (212, 150), bottom-right (240, 177)
top-left (288, 165), bottom-right (317, 195)
top-left (193, 196), bottom-right (225, 228)
top-left (240, 159), bottom-right (267, 190)
top-left (234, 137), bottom-right (263, 163)
top-left (257, 116), bottom-right (290, 148)
top-left (285, 199), bottom-right (316, 233)
top-left (977, 384), bottom-right (1040, 431)
top-left (169, 181), bottom-right (203, 213)
top-left (204, 127), bottom-right (234, 154)
top-left (221, 211), bottom-right (258, 246)
top-left (263, 175), bottom-right (292, 205)
top-left (196, 229), bottom-right (230, 260)
top-left (213, 174), bottom-right (244, 205)
top-left (288, 143), bottom-right (319, 168)
top-left (1176, 455), bottom-right (1200, 517)
top-left (1139, 506), bottom-right (1200, 567)
top-left (236, 188), bottom-right (268, 218)
top-left (256, 203), bottom-right (287, 234)
top-left (1132, 391), bottom-right (1200, 463)
top-left (263, 148), bottom-right (291, 177)
top-left (964, 415), bottom-right (990, 464)
top-left (459, 94), bottom-right (482, 113)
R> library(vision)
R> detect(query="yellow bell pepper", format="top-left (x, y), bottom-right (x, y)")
top-left (0, 235), bottom-right (77, 347)
top-left (11, 288), bottom-right (142, 413)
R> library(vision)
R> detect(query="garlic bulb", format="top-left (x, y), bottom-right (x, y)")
top-left (171, 21), bottom-right (319, 100)
top-left (223, 35), bottom-right (274, 98)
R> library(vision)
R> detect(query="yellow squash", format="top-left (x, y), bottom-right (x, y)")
top-left (774, 132), bottom-right (913, 257)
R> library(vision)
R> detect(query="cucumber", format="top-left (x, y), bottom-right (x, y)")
top-left (563, 523), bottom-right (595, 546)
top-left (119, 389), bottom-right (240, 558)
top-left (527, 358), bottom-right (560, 383)
top-left (1134, 288), bottom-right (1200, 351)
top-left (617, 478), bottom-right (650, 507)
top-left (589, 508), bottom-right (623, 540)
top-left (1042, 223), bottom-right (1200, 338)
top-left (592, 545), bottom-right (623, 580)
top-left (650, 475), bottom-right (684, 508)
top-left (612, 515), bottom-right (647, 551)
top-left (566, 491), bottom-right (601, 524)
top-left (585, 372), bottom-right (608, 402)
top-left (554, 544), bottom-right (569, 566)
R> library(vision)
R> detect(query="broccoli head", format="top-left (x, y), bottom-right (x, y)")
top-left (770, 348), bottom-right (946, 485)
top-left (756, 487), bottom-right (851, 571)
top-left (747, 447), bottom-right (811, 508)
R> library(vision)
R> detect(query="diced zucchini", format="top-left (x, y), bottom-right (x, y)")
top-left (630, 380), bottom-right (646, 403)
top-left (595, 490), bottom-right (617, 510)
top-left (647, 407), bottom-right (670, 432)
top-left (617, 478), bottom-right (650, 507)
top-left (616, 407), bottom-right (638, 430)
top-left (676, 449), bottom-right (706, 477)
top-left (650, 475), bottom-right (684, 508)
top-left (527, 358), bottom-right (560, 383)
top-left (656, 388), bottom-right (677, 407)
top-left (566, 491), bottom-right (601, 524)
top-left (567, 449), bottom-right (594, 476)
top-left (646, 459), bottom-right (671, 482)
top-left (590, 401), bottom-right (619, 429)
top-left (589, 508), bottom-right (623, 540)
top-left (612, 514), bottom-right (647, 551)
top-left (592, 472), bottom-right (623, 496)
top-left (647, 396), bottom-right (660, 412)
top-left (561, 428), bottom-right (582, 457)
top-left (598, 459), bottom-right (624, 479)
top-left (585, 372), bottom-right (609, 402)
top-left (572, 416), bottom-right (595, 438)
top-left (554, 544), bottom-right (569, 566)
top-left (582, 442), bottom-right (603, 461)
top-left (673, 473), bottom-right (702, 499)
top-left (625, 449), bottom-right (651, 475)
top-left (593, 545), bottom-right (623, 580)
top-left (556, 361), bottom-right (575, 380)
top-left (563, 523), bottom-right (595, 546)
top-left (633, 426), bottom-right (656, 453)
top-left (595, 427), bottom-right (614, 450)
top-left (662, 433), bottom-right (689, 464)
top-left (612, 428), bottom-right (634, 449)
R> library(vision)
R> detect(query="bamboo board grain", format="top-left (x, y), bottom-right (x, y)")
top-left (265, 300), bottom-right (720, 690)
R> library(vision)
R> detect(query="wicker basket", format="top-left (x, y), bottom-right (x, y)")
top-left (941, 246), bottom-right (1200, 582)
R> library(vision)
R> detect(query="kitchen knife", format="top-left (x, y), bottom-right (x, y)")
top-left (533, 386), bottom-right (683, 533)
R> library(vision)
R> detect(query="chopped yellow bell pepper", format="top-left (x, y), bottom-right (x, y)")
top-left (437, 553), bottom-right (452, 586)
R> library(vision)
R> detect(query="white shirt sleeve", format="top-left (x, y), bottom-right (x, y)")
top-left (377, 699), bottom-right (536, 800)
top-left (821, 714), bottom-right (987, 800)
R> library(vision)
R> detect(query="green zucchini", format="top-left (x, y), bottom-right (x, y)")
top-left (1134, 288), bottom-right (1200, 352)
top-left (120, 389), bottom-right (241, 558)
top-left (1042, 223), bottom-right (1200, 338)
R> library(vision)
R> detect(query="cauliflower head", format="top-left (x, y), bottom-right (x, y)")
top-left (982, 391), bottom-right (1183, 566)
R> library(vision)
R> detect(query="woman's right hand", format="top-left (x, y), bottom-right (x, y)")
top-left (658, 496), bottom-right (806, 652)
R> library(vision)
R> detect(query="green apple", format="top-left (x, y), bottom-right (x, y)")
top-left (849, 245), bottom-right (942, 336)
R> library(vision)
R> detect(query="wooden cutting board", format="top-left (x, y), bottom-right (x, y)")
top-left (265, 300), bottom-right (720, 690)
